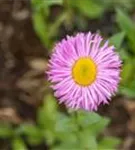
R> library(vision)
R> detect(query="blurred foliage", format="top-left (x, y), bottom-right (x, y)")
top-left (0, 95), bottom-right (120, 150)
top-left (109, 32), bottom-right (125, 49)
top-left (31, 0), bottom-right (67, 48)
top-left (31, 0), bottom-right (135, 48)
top-left (115, 9), bottom-right (135, 98)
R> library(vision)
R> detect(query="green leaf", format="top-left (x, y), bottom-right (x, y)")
top-left (37, 95), bottom-right (59, 145)
top-left (120, 58), bottom-right (135, 97)
top-left (55, 114), bottom-right (77, 132)
top-left (54, 114), bottom-right (77, 144)
top-left (0, 123), bottom-right (14, 138)
top-left (31, 0), bottom-right (49, 16)
top-left (37, 94), bottom-right (58, 129)
top-left (118, 48), bottom-right (130, 60)
top-left (121, 59), bottom-right (135, 85)
top-left (89, 117), bottom-right (110, 136)
top-left (31, 0), bottom-right (44, 8)
top-left (98, 136), bottom-right (121, 150)
top-left (54, 131), bottom-right (77, 146)
top-left (44, 130), bottom-right (56, 145)
top-left (79, 131), bottom-right (97, 149)
top-left (75, 111), bottom-right (102, 128)
top-left (32, 10), bottom-right (50, 48)
top-left (49, 12), bottom-right (67, 38)
top-left (18, 124), bottom-right (43, 145)
top-left (51, 132), bottom-right (80, 150)
top-left (116, 9), bottom-right (135, 35)
top-left (119, 84), bottom-right (135, 98)
top-left (116, 8), bottom-right (135, 53)
top-left (71, 0), bottom-right (105, 18)
top-left (116, 0), bottom-right (133, 10)
top-left (32, 0), bottom-right (63, 7)
top-left (46, 0), bottom-right (63, 6)
top-left (12, 137), bottom-right (27, 150)
top-left (51, 144), bottom-right (80, 150)
top-left (109, 32), bottom-right (125, 49)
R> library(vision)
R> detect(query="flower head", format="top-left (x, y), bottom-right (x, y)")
top-left (47, 32), bottom-right (121, 111)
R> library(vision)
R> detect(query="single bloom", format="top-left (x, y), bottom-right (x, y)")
top-left (47, 32), bottom-right (121, 111)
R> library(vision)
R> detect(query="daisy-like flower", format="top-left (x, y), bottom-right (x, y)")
top-left (47, 32), bottom-right (121, 111)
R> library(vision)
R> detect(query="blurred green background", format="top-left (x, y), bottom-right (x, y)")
top-left (0, 0), bottom-right (135, 149)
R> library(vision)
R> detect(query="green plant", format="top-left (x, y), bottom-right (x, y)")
top-left (115, 8), bottom-right (135, 97)
top-left (0, 94), bottom-right (120, 150)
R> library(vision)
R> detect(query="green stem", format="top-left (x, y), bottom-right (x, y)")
top-left (74, 111), bottom-right (82, 147)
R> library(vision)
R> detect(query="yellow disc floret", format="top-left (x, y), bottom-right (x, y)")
top-left (72, 57), bottom-right (97, 86)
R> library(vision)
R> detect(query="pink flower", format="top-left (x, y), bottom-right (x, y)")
top-left (47, 32), bottom-right (121, 111)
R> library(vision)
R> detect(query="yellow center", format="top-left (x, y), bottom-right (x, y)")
top-left (72, 57), bottom-right (97, 86)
